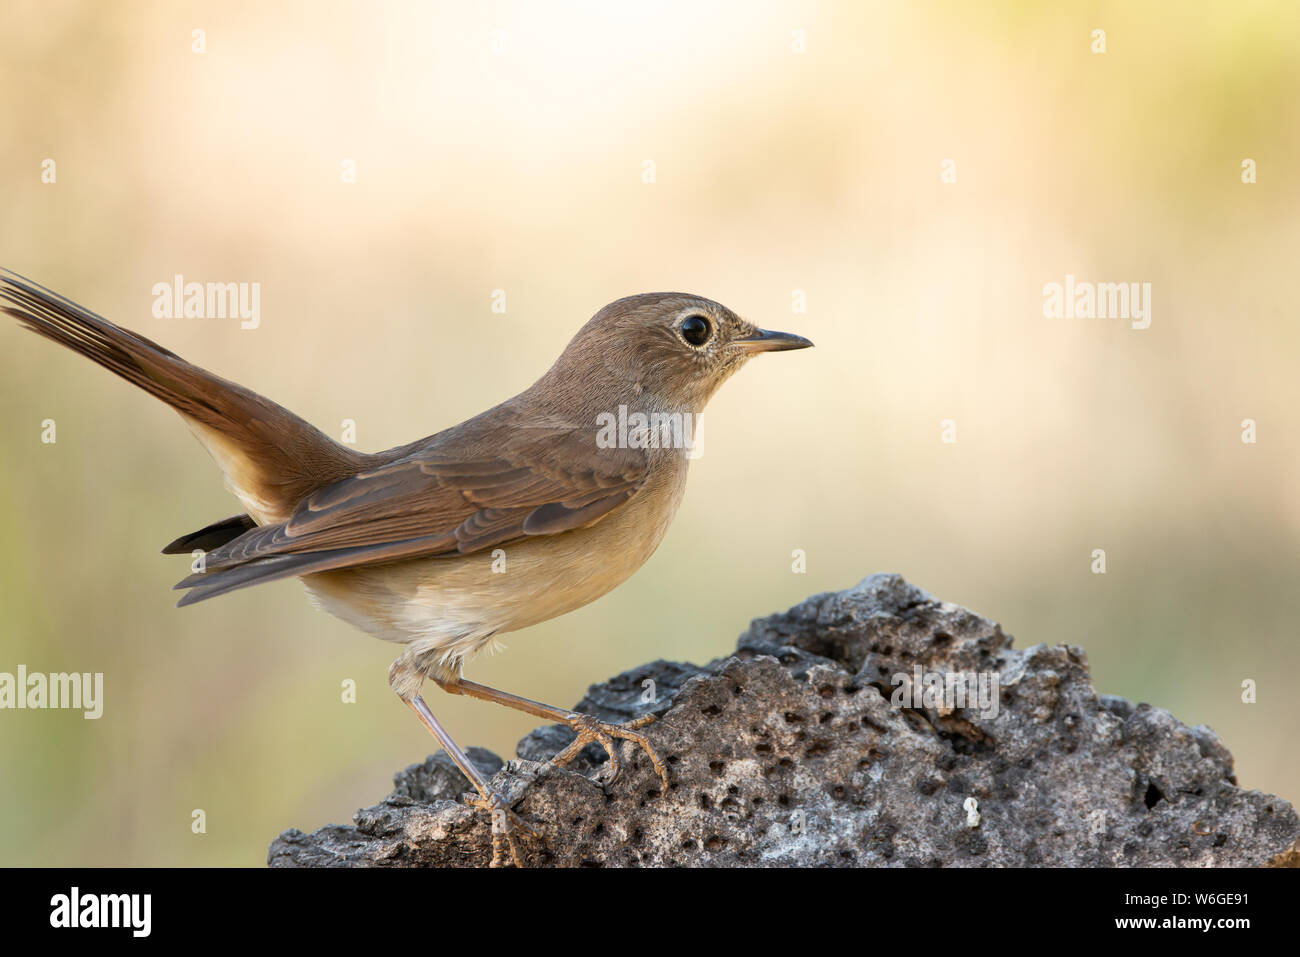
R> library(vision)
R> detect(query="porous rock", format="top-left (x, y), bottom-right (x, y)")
top-left (268, 574), bottom-right (1300, 867)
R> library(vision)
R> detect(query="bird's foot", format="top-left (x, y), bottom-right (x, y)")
top-left (551, 712), bottom-right (670, 791)
top-left (465, 788), bottom-right (536, 868)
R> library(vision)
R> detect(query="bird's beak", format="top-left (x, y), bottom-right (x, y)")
top-left (735, 328), bottom-right (814, 354)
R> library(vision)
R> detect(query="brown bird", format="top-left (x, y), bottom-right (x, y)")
top-left (0, 269), bottom-right (812, 866)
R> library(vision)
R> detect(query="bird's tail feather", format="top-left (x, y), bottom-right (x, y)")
top-left (0, 268), bottom-right (370, 522)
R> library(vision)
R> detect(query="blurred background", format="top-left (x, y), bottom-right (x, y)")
top-left (1, 0), bottom-right (1297, 865)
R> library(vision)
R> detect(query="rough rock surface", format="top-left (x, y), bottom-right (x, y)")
top-left (268, 574), bottom-right (1300, 867)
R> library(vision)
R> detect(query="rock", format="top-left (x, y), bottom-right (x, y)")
top-left (267, 574), bottom-right (1300, 867)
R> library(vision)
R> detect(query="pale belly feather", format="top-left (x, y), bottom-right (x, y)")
top-left (301, 458), bottom-right (688, 671)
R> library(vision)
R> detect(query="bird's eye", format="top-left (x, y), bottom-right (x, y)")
top-left (680, 315), bottom-right (712, 346)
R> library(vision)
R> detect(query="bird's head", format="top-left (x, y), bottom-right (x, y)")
top-left (543, 292), bottom-right (812, 415)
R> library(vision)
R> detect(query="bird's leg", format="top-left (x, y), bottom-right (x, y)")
top-left (433, 675), bottom-right (670, 791)
top-left (390, 662), bottom-right (535, 868)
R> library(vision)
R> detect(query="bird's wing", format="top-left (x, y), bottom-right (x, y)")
top-left (174, 422), bottom-right (649, 605)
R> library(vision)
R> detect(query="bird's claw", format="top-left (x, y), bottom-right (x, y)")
top-left (466, 789), bottom-right (535, 868)
top-left (552, 711), bottom-right (670, 791)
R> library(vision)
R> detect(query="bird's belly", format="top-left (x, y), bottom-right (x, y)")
top-left (300, 462), bottom-right (687, 662)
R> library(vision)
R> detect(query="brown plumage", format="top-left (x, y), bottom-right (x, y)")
top-left (171, 413), bottom-right (651, 605)
top-left (1, 268), bottom-right (812, 867)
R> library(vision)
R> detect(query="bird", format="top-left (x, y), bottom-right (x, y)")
top-left (0, 269), bottom-right (812, 866)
